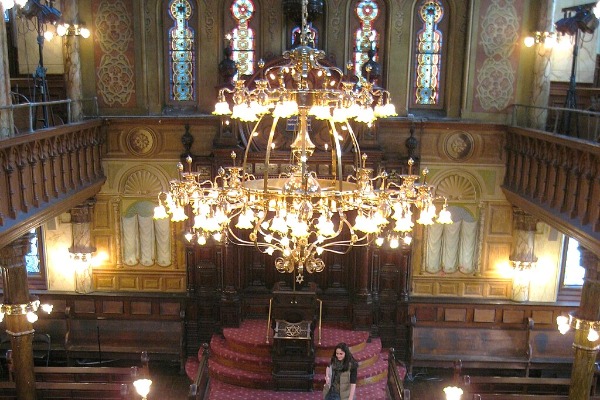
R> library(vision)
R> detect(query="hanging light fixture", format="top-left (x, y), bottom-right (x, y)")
top-left (154, 0), bottom-right (451, 282)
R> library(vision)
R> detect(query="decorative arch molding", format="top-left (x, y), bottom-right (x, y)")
top-left (432, 170), bottom-right (482, 203)
top-left (116, 164), bottom-right (171, 197)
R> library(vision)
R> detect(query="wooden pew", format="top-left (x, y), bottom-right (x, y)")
top-left (1, 362), bottom-right (137, 399)
top-left (409, 315), bottom-right (532, 375)
top-left (0, 381), bottom-right (130, 399)
top-left (464, 376), bottom-right (572, 395)
top-left (528, 319), bottom-right (576, 374)
top-left (65, 304), bottom-right (185, 372)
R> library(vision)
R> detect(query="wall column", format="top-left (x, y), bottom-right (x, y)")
top-left (61, 0), bottom-right (83, 121)
top-left (0, 3), bottom-right (14, 138)
top-left (529, 0), bottom-right (554, 130)
top-left (568, 247), bottom-right (600, 400)
top-left (0, 234), bottom-right (37, 400)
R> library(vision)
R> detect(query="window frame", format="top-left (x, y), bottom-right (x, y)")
top-left (557, 235), bottom-right (583, 303)
top-left (408, 0), bottom-right (450, 114)
top-left (0, 228), bottom-right (48, 291)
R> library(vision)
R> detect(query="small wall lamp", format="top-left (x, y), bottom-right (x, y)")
top-left (523, 31), bottom-right (557, 48)
top-left (56, 23), bottom-right (91, 39)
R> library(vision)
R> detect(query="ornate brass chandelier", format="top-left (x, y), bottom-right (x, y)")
top-left (154, 0), bottom-right (452, 282)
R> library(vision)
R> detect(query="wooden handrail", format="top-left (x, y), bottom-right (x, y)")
top-left (189, 343), bottom-right (210, 400)
top-left (387, 348), bottom-right (409, 400)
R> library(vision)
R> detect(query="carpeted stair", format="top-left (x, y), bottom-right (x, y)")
top-left (206, 319), bottom-right (388, 393)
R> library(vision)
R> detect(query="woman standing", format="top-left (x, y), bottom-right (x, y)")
top-left (323, 342), bottom-right (358, 400)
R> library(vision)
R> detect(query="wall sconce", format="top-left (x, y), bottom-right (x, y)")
top-left (56, 23), bottom-right (91, 39)
top-left (523, 31), bottom-right (557, 48)
top-left (0, 299), bottom-right (53, 324)
top-left (70, 252), bottom-right (94, 294)
top-left (133, 378), bottom-right (152, 400)
top-left (557, 314), bottom-right (600, 346)
top-left (443, 386), bottom-right (463, 400)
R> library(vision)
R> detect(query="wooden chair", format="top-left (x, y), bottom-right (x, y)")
top-left (32, 333), bottom-right (51, 367)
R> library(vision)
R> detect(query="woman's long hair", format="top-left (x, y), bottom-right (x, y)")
top-left (330, 342), bottom-right (358, 372)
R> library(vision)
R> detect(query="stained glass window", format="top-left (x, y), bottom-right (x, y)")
top-left (414, 0), bottom-right (444, 105)
top-left (354, 0), bottom-right (379, 81)
top-left (230, 0), bottom-right (255, 76)
top-left (168, 0), bottom-right (195, 102)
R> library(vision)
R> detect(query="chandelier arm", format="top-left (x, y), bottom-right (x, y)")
top-left (263, 116), bottom-right (281, 192)
top-left (241, 113), bottom-right (266, 175)
top-left (344, 120), bottom-right (362, 168)
top-left (328, 119), bottom-right (344, 192)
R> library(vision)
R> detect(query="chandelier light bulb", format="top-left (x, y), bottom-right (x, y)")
top-left (558, 323), bottom-right (570, 335)
top-left (389, 236), bottom-right (399, 249)
top-left (523, 36), bottom-right (535, 47)
top-left (79, 27), bottom-right (91, 38)
top-left (41, 304), bottom-right (53, 314)
top-left (588, 328), bottom-right (599, 342)
top-left (26, 311), bottom-right (38, 323)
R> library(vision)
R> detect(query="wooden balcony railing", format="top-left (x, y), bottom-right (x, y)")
top-left (502, 125), bottom-right (600, 255)
top-left (0, 119), bottom-right (106, 249)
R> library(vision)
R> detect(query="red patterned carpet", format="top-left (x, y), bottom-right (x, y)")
top-left (187, 319), bottom-right (391, 399)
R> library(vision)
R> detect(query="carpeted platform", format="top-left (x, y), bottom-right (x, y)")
top-left (196, 319), bottom-right (389, 399)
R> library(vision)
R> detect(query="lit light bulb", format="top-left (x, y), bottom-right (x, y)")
top-left (523, 36), bottom-right (535, 47)
top-left (41, 304), bottom-right (53, 314)
top-left (26, 311), bottom-right (38, 323)
top-left (588, 328), bottom-right (599, 342)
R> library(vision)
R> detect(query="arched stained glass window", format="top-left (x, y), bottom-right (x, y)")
top-left (168, 0), bottom-right (195, 102)
top-left (414, 0), bottom-right (444, 105)
top-left (354, 0), bottom-right (380, 81)
top-left (230, 0), bottom-right (255, 76)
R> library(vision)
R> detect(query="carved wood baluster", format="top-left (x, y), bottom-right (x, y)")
top-left (83, 130), bottom-right (92, 184)
top-left (521, 137), bottom-right (532, 196)
top-left (58, 137), bottom-right (68, 194)
top-left (569, 152), bottom-right (585, 220)
top-left (528, 139), bottom-right (541, 198)
top-left (75, 132), bottom-right (83, 187)
top-left (14, 147), bottom-right (28, 214)
top-left (514, 136), bottom-right (525, 192)
top-left (551, 148), bottom-right (567, 210)
top-left (49, 138), bottom-right (59, 198)
top-left (28, 150), bottom-right (39, 208)
top-left (0, 150), bottom-right (16, 221)
top-left (39, 141), bottom-right (50, 203)
top-left (543, 145), bottom-right (558, 205)
top-left (575, 155), bottom-right (591, 224)
top-left (534, 141), bottom-right (549, 201)
top-left (67, 133), bottom-right (76, 190)
top-left (504, 132), bottom-right (517, 189)
top-left (561, 150), bottom-right (576, 214)
top-left (584, 155), bottom-right (600, 231)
